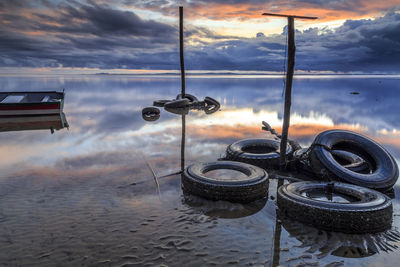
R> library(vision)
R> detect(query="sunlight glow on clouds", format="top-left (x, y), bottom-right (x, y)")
top-left (0, 0), bottom-right (399, 73)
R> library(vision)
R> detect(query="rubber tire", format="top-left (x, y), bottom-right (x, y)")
top-left (176, 93), bottom-right (198, 103)
top-left (290, 148), bottom-right (316, 178)
top-left (226, 138), bottom-right (293, 169)
top-left (182, 161), bottom-right (268, 203)
top-left (142, 107), bottom-right (160, 121)
top-left (164, 99), bottom-right (190, 109)
top-left (277, 181), bottom-right (393, 233)
top-left (153, 99), bottom-right (171, 107)
top-left (331, 150), bottom-right (370, 173)
top-left (292, 148), bottom-right (370, 177)
top-left (310, 130), bottom-right (398, 191)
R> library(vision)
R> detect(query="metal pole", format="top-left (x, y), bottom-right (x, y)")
top-left (279, 17), bottom-right (295, 170)
top-left (179, 6), bottom-right (185, 97)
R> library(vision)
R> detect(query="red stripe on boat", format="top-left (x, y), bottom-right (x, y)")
top-left (0, 104), bottom-right (60, 110)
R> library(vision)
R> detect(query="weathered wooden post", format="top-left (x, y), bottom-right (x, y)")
top-left (179, 6), bottom-right (186, 97)
top-left (262, 13), bottom-right (317, 267)
top-left (262, 13), bottom-right (317, 170)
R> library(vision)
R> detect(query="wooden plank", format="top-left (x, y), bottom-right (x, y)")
top-left (262, 12), bottom-right (317, 20)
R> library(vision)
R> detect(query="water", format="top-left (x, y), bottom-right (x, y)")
top-left (0, 74), bottom-right (399, 266)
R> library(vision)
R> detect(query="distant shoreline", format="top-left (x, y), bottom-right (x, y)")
top-left (1, 72), bottom-right (400, 79)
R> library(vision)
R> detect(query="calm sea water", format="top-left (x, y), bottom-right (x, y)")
top-left (0, 75), bottom-right (399, 266)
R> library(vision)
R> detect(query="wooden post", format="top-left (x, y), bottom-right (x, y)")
top-left (179, 6), bottom-right (185, 97)
top-left (262, 12), bottom-right (317, 170)
top-left (262, 13), bottom-right (317, 266)
top-left (279, 17), bottom-right (295, 170)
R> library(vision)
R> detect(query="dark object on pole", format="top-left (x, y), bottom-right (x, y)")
top-left (262, 13), bottom-right (317, 170)
top-left (179, 6), bottom-right (185, 97)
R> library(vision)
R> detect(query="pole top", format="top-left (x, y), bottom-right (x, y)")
top-left (262, 12), bottom-right (317, 20)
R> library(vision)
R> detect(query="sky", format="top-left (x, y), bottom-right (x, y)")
top-left (0, 0), bottom-right (399, 74)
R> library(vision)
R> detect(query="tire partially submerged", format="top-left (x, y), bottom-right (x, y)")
top-left (277, 181), bottom-right (393, 233)
top-left (225, 138), bottom-right (293, 169)
top-left (310, 130), bottom-right (398, 191)
top-left (182, 161), bottom-right (268, 203)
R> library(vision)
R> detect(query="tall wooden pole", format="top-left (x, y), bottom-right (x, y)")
top-left (262, 13), bottom-right (317, 266)
top-left (262, 12), bottom-right (316, 170)
top-left (179, 6), bottom-right (186, 97)
top-left (279, 17), bottom-right (295, 169)
top-left (180, 7), bottom-right (186, 173)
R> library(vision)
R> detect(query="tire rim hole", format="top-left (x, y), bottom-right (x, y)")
top-left (242, 145), bottom-right (276, 154)
top-left (332, 154), bottom-right (352, 166)
top-left (302, 188), bottom-right (361, 203)
top-left (331, 142), bottom-right (377, 172)
top-left (203, 168), bottom-right (249, 181)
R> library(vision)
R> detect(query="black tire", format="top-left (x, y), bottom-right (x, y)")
top-left (176, 93), bottom-right (198, 102)
top-left (277, 181), bottom-right (393, 233)
top-left (309, 130), bottom-right (398, 191)
top-left (290, 148), bottom-right (316, 178)
top-left (182, 161), bottom-right (268, 203)
top-left (164, 99), bottom-right (189, 109)
top-left (142, 107), bottom-right (160, 121)
top-left (153, 99), bottom-right (171, 107)
top-left (226, 138), bottom-right (293, 169)
top-left (331, 150), bottom-right (370, 173)
top-left (292, 148), bottom-right (370, 176)
top-left (204, 96), bottom-right (220, 114)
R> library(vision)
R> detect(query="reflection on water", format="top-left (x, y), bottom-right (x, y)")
top-left (0, 75), bottom-right (399, 266)
top-left (279, 214), bottom-right (400, 260)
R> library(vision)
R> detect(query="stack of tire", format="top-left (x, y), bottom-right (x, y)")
top-left (280, 130), bottom-right (398, 233)
top-left (199, 129), bottom-right (397, 233)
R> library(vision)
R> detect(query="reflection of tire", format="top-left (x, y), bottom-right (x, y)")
top-left (142, 107), bottom-right (160, 121)
top-left (182, 161), bottom-right (268, 203)
top-left (277, 181), bottom-right (392, 233)
top-left (183, 195), bottom-right (267, 219)
top-left (226, 139), bottom-right (292, 169)
top-left (310, 130), bottom-right (398, 191)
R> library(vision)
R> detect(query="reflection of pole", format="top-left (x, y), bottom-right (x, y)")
top-left (181, 114), bottom-right (186, 172)
top-left (279, 17), bottom-right (295, 170)
top-left (272, 216), bottom-right (282, 266)
top-left (272, 179), bottom-right (283, 267)
top-left (179, 6), bottom-right (185, 97)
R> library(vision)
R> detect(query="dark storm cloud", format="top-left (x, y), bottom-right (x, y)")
top-left (0, 1), bottom-right (178, 68)
top-left (0, 1), bottom-right (399, 72)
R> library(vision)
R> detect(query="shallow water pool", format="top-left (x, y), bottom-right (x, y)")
top-left (0, 74), bottom-right (399, 266)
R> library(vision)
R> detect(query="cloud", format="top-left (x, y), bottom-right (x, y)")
top-left (121, 0), bottom-right (400, 21)
top-left (0, 2), bottom-right (399, 72)
top-left (0, 1), bottom-right (179, 69)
